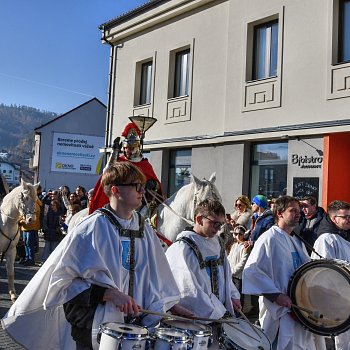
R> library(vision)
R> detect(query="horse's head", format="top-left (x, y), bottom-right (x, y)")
top-left (192, 172), bottom-right (222, 209)
top-left (18, 180), bottom-right (40, 224)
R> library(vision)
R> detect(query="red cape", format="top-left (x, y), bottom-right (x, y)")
top-left (89, 157), bottom-right (163, 214)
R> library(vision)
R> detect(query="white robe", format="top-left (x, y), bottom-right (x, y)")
top-left (166, 230), bottom-right (240, 319)
top-left (2, 210), bottom-right (180, 350)
top-left (312, 233), bottom-right (350, 350)
top-left (242, 225), bottom-right (324, 350)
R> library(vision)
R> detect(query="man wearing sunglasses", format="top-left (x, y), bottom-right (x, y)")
top-left (312, 200), bottom-right (350, 350)
top-left (3, 162), bottom-right (189, 350)
top-left (166, 198), bottom-right (241, 322)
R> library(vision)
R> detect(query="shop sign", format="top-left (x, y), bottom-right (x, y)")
top-left (291, 154), bottom-right (323, 169)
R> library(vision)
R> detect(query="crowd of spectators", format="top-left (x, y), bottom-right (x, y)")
top-left (18, 185), bottom-right (93, 265)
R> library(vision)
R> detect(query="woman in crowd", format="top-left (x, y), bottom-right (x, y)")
top-left (229, 195), bottom-right (252, 229)
top-left (227, 225), bottom-right (252, 313)
top-left (41, 199), bottom-right (63, 264)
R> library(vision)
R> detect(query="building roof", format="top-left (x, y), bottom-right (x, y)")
top-left (34, 98), bottom-right (106, 131)
top-left (99, 0), bottom-right (169, 30)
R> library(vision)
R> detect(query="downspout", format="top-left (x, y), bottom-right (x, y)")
top-left (100, 26), bottom-right (119, 165)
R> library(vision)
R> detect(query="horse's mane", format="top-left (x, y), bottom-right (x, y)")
top-left (1, 183), bottom-right (38, 209)
top-left (163, 182), bottom-right (195, 219)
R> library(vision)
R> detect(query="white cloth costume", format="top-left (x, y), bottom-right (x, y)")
top-left (166, 230), bottom-right (240, 319)
top-left (312, 233), bottom-right (350, 350)
top-left (242, 225), bottom-right (325, 350)
top-left (2, 210), bottom-right (180, 350)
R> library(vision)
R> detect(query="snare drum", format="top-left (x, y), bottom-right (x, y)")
top-left (288, 259), bottom-right (350, 336)
top-left (153, 327), bottom-right (192, 350)
top-left (220, 319), bottom-right (271, 350)
top-left (162, 319), bottom-right (212, 350)
top-left (98, 322), bottom-right (149, 350)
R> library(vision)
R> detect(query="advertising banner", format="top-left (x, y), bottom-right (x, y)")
top-left (51, 132), bottom-right (104, 174)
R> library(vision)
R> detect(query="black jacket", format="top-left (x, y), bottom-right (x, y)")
top-left (316, 214), bottom-right (350, 242)
top-left (298, 207), bottom-right (326, 254)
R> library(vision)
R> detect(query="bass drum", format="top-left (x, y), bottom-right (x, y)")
top-left (288, 259), bottom-right (350, 336)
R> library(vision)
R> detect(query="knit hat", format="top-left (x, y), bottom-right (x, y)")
top-left (252, 194), bottom-right (268, 209)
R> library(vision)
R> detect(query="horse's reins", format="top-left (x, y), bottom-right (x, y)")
top-left (0, 192), bottom-right (35, 264)
top-left (147, 189), bottom-right (194, 226)
top-left (0, 210), bottom-right (21, 264)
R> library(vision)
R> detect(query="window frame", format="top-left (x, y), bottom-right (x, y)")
top-left (252, 19), bottom-right (279, 81)
top-left (173, 49), bottom-right (190, 98)
top-left (139, 61), bottom-right (153, 105)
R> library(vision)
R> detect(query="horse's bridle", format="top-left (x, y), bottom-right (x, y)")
top-left (1, 191), bottom-right (36, 221)
top-left (193, 181), bottom-right (220, 209)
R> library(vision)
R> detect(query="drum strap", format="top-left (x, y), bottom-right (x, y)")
top-left (97, 206), bottom-right (145, 299)
top-left (177, 236), bottom-right (225, 299)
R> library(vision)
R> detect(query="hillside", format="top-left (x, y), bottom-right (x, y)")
top-left (0, 103), bottom-right (57, 181)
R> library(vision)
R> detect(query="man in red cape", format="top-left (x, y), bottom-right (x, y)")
top-left (89, 122), bottom-right (163, 214)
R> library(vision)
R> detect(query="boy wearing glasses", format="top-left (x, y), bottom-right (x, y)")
top-left (3, 162), bottom-right (188, 350)
top-left (166, 198), bottom-right (241, 320)
top-left (312, 200), bottom-right (350, 350)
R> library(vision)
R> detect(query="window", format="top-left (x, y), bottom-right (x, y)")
top-left (250, 142), bottom-right (288, 199)
top-left (339, 0), bottom-right (350, 63)
top-left (139, 61), bottom-right (152, 105)
top-left (174, 49), bottom-right (190, 97)
top-left (168, 149), bottom-right (192, 195)
top-left (253, 20), bottom-right (278, 80)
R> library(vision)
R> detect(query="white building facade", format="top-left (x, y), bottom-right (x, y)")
top-left (100, 0), bottom-right (350, 210)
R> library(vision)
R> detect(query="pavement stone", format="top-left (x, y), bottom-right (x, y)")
top-left (0, 261), bottom-right (39, 350)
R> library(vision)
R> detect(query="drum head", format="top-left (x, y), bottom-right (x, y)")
top-left (162, 319), bottom-right (212, 336)
top-left (222, 319), bottom-right (271, 350)
top-left (100, 322), bottom-right (148, 340)
top-left (155, 327), bottom-right (191, 343)
top-left (288, 259), bottom-right (350, 336)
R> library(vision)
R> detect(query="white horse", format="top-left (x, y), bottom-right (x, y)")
top-left (67, 173), bottom-right (222, 245)
top-left (0, 180), bottom-right (39, 301)
top-left (155, 173), bottom-right (221, 243)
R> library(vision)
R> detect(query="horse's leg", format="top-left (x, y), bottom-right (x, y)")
top-left (5, 245), bottom-right (17, 302)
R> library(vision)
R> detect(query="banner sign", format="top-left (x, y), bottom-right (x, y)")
top-left (51, 132), bottom-right (104, 174)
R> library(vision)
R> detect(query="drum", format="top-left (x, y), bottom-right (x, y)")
top-left (220, 319), bottom-right (271, 350)
top-left (153, 327), bottom-right (192, 350)
top-left (98, 322), bottom-right (149, 350)
top-left (162, 319), bottom-right (212, 350)
top-left (288, 259), bottom-right (350, 336)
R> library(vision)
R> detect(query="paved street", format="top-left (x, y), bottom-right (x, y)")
top-left (0, 261), bottom-right (39, 349)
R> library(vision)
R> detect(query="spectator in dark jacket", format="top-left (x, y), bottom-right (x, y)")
top-left (297, 196), bottom-right (326, 255)
top-left (250, 194), bottom-right (275, 242)
top-left (41, 199), bottom-right (62, 264)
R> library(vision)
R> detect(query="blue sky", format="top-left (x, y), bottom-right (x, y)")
top-left (0, 0), bottom-right (147, 114)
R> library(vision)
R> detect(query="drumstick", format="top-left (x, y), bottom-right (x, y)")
top-left (235, 308), bottom-right (262, 339)
top-left (291, 304), bottom-right (323, 319)
top-left (140, 308), bottom-right (260, 342)
top-left (139, 308), bottom-right (238, 324)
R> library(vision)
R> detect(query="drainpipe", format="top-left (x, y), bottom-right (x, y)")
top-left (100, 26), bottom-right (121, 165)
